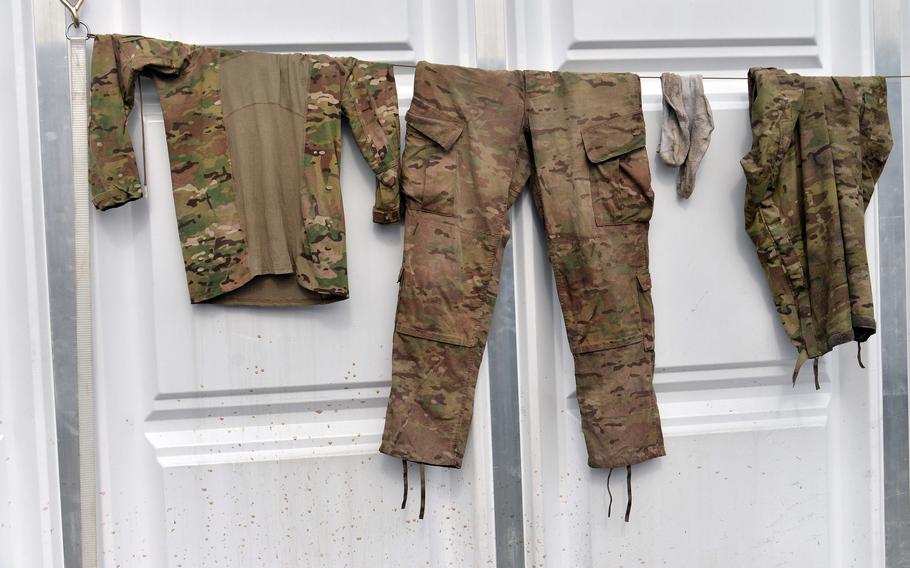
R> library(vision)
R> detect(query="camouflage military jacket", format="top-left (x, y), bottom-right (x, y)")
top-left (89, 35), bottom-right (400, 305)
top-left (741, 67), bottom-right (892, 380)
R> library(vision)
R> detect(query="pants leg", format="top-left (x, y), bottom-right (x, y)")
top-left (526, 71), bottom-right (665, 468)
top-left (380, 63), bottom-right (528, 467)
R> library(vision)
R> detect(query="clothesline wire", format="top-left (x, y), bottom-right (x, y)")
top-left (63, 26), bottom-right (910, 80)
top-left (391, 63), bottom-right (910, 79)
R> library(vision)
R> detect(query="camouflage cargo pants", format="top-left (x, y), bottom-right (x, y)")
top-left (380, 62), bottom-right (666, 469)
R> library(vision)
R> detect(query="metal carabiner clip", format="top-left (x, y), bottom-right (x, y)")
top-left (61, 0), bottom-right (95, 40)
top-left (59, 0), bottom-right (84, 27)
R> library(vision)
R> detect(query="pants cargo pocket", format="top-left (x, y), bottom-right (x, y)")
top-left (582, 111), bottom-right (654, 226)
top-left (395, 212), bottom-right (498, 347)
top-left (402, 104), bottom-right (466, 217)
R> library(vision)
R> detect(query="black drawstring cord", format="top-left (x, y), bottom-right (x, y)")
top-left (813, 357), bottom-right (820, 390)
top-left (608, 466), bottom-right (633, 521)
top-left (857, 341), bottom-right (866, 369)
top-left (401, 460), bottom-right (427, 520)
top-left (419, 463), bottom-right (426, 520)
top-left (401, 459), bottom-right (409, 509)
top-left (624, 465), bottom-right (633, 522)
top-left (606, 467), bottom-right (614, 517)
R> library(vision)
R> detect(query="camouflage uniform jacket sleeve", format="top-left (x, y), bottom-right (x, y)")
top-left (89, 34), bottom-right (192, 210)
top-left (338, 58), bottom-right (402, 223)
top-left (859, 77), bottom-right (893, 208)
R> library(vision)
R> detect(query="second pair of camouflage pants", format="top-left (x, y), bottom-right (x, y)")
top-left (380, 62), bottom-right (666, 470)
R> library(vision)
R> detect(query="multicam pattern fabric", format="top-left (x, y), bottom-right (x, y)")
top-left (741, 67), bottom-right (893, 381)
top-left (89, 34), bottom-right (400, 304)
top-left (380, 62), bottom-right (665, 470)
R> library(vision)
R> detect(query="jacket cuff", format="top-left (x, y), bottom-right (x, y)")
top-left (372, 168), bottom-right (401, 224)
top-left (92, 179), bottom-right (144, 211)
top-left (373, 206), bottom-right (401, 224)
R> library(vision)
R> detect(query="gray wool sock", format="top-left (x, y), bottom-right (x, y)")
top-left (658, 73), bottom-right (714, 199)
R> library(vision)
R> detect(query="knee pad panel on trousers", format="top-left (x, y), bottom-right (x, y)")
top-left (549, 227), bottom-right (651, 354)
top-left (395, 212), bottom-right (499, 347)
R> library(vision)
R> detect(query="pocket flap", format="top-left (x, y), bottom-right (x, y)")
top-left (406, 108), bottom-right (466, 151)
top-left (582, 113), bottom-right (647, 163)
top-left (637, 271), bottom-right (652, 292)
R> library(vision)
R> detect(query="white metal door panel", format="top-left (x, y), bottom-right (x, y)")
top-left (510, 0), bottom-right (884, 566)
top-left (81, 1), bottom-right (494, 566)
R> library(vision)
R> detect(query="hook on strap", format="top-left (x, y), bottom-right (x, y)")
top-left (59, 0), bottom-right (85, 27)
top-left (61, 0), bottom-right (95, 39)
top-left (59, 0), bottom-right (84, 27)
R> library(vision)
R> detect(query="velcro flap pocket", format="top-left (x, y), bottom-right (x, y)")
top-left (406, 107), bottom-right (466, 151)
top-left (582, 112), bottom-right (647, 163)
top-left (583, 111), bottom-right (653, 226)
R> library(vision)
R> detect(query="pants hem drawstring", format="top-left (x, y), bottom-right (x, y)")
top-left (607, 465), bottom-right (633, 522)
top-left (401, 460), bottom-right (427, 520)
top-left (606, 467), bottom-right (614, 518)
top-left (418, 463), bottom-right (426, 520)
top-left (401, 459), bottom-right (408, 510)
top-left (624, 465), bottom-right (633, 523)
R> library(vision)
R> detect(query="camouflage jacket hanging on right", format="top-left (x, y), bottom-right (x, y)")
top-left (741, 67), bottom-right (893, 382)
